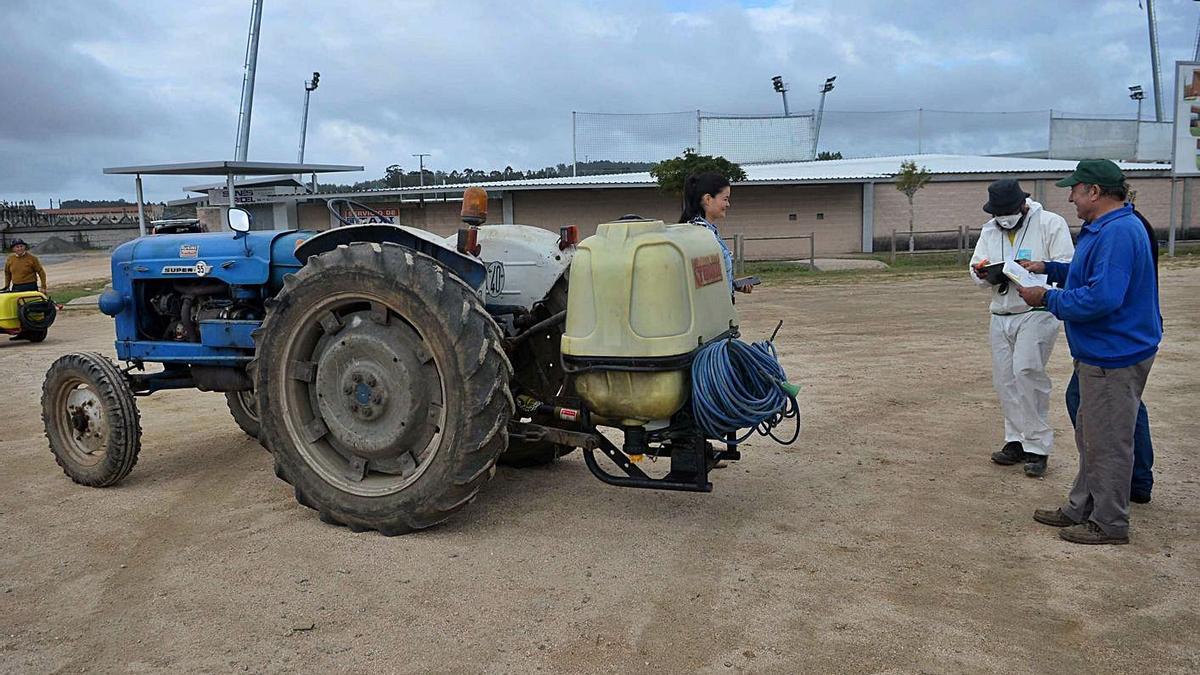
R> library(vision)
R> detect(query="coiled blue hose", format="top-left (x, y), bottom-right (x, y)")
top-left (690, 337), bottom-right (801, 445)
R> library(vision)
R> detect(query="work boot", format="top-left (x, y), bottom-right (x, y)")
top-left (1058, 522), bottom-right (1129, 545)
top-left (1023, 454), bottom-right (1048, 478)
top-left (991, 441), bottom-right (1025, 465)
top-left (1033, 507), bottom-right (1076, 527)
top-left (1131, 491), bottom-right (1152, 504)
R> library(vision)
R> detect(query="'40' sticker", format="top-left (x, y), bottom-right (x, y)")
top-left (485, 261), bottom-right (505, 297)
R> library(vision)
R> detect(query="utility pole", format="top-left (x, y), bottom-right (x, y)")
top-left (812, 75), bottom-right (836, 159)
top-left (297, 71), bottom-right (320, 164)
top-left (1145, 0), bottom-right (1165, 122)
top-left (233, 0), bottom-right (264, 161)
top-left (412, 153), bottom-right (431, 187)
top-left (771, 75), bottom-right (790, 116)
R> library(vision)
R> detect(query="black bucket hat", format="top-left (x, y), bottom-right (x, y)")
top-left (983, 179), bottom-right (1030, 215)
top-left (10, 238), bottom-right (28, 249)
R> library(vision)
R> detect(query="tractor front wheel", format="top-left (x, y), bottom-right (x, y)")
top-left (225, 390), bottom-right (260, 439)
top-left (41, 352), bottom-right (142, 487)
top-left (255, 243), bottom-right (513, 535)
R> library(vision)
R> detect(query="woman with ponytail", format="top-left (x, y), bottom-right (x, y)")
top-left (679, 171), bottom-right (747, 294)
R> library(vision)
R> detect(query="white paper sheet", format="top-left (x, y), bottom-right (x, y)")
top-left (1002, 260), bottom-right (1051, 289)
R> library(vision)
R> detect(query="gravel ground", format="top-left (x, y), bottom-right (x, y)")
top-left (1, 266), bottom-right (1197, 674)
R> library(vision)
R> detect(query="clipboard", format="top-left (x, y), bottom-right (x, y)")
top-left (980, 262), bottom-right (1007, 285)
top-left (733, 276), bottom-right (761, 291)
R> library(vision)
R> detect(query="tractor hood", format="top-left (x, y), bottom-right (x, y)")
top-left (111, 230), bottom-right (309, 287)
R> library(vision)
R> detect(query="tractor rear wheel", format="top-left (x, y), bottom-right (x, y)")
top-left (225, 390), bottom-right (260, 439)
top-left (41, 352), bottom-right (141, 487)
top-left (255, 243), bottom-right (513, 535)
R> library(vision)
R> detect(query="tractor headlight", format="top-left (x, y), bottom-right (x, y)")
top-left (98, 287), bottom-right (126, 316)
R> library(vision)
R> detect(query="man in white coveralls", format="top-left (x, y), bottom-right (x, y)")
top-left (969, 179), bottom-right (1074, 478)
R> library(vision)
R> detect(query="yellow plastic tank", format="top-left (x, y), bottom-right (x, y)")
top-left (0, 291), bottom-right (47, 330)
top-left (562, 218), bottom-right (737, 424)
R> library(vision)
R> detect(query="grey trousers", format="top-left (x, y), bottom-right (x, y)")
top-left (1061, 356), bottom-right (1154, 537)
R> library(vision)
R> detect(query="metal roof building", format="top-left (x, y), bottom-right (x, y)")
top-left (185, 155), bottom-right (1189, 256)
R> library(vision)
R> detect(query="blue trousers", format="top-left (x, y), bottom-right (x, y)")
top-left (1066, 371), bottom-right (1154, 496)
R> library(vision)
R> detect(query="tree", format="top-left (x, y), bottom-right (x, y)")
top-left (650, 148), bottom-right (747, 195)
top-left (384, 164), bottom-right (403, 188)
top-left (895, 160), bottom-right (932, 252)
top-left (815, 151), bottom-right (843, 160)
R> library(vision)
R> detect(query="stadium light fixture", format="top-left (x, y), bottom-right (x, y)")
top-left (1128, 84), bottom-right (1144, 122)
top-left (771, 75), bottom-right (790, 116)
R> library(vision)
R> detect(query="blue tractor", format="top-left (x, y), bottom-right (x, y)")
top-left (42, 187), bottom-right (583, 532)
top-left (43, 176), bottom-right (798, 535)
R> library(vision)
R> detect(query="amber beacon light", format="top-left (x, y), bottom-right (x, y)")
top-left (460, 187), bottom-right (488, 226)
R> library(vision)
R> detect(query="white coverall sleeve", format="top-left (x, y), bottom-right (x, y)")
top-left (1043, 213), bottom-right (1074, 263)
top-left (968, 230), bottom-right (990, 288)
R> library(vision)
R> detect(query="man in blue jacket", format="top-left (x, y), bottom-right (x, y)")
top-left (1015, 159), bottom-right (1160, 545)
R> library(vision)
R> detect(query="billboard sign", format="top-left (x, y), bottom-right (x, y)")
top-left (1172, 60), bottom-right (1200, 177)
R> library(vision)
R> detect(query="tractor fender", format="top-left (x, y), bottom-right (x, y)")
top-left (294, 224), bottom-right (487, 290)
top-left (446, 224), bottom-right (574, 312)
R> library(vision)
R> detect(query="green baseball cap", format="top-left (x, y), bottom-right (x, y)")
top-left (1055, 159), bottom-right (1125, 188)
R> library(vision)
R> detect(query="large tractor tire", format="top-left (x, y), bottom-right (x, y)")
top-left (41, 352), bottom-right (142, 487)
top-left (255, 243), bottom-right (513, 535)
top-left (225, 390), bottom-right (260, 439)
top-left (501, 277), bottom-right (575, 467)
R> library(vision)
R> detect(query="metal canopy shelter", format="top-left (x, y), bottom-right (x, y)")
top-left (103, 161), bottom-right (362, 236)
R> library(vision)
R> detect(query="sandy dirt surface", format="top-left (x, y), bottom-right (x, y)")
top-left (1, 266), bottom-right (1197, 674)
top-left (36, 252), bottom-right (112, 288)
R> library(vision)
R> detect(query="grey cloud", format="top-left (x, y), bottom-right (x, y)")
top-left (0, 0), bottom-right (1196, 203)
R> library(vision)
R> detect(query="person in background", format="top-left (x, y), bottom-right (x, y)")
top-left (3, 239), bottom-right (47, 293)
top-left (679, 172), bottom-right (751, 295)
top-left (969, 179), bottom-right (1074, 478)
top-left (1016, 160), bottom-right (1160, 545)
top-left (1064, 205), bottom-right (1159, 503)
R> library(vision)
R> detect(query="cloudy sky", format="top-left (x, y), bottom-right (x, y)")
top-left (1, 0), bottom-right (1196, 203)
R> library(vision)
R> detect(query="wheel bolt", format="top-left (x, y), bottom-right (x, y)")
top-left (362, 408), bottom-right (374, 419)
top-left (352, 373), bottom-right (362, 383)
top-left (371, 393), bottom-right (382, 404)
top-left (351, 404), bottom-right (359, 412)
top-left (366, 375), bottom-right (377, 387)
top-left (344, 385), bottom-right (353, 395)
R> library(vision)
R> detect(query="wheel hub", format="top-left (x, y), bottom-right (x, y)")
top-left (312, 313), bottom-right (439, 464)
top-left (65, 387), bottom-right (105, 455)
top-left (342, 369), bottom-right (389, 421)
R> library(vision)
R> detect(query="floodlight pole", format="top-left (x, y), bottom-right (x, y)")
top-left (771, 76), bottom-right (790, 116)
top-left (1145, 0), bottom-right (1164, 122)
top-left (1129, 85), bottom-right (1145, 160)
top-left (812, 76), bottom-right (836, 159)
top-left (297, 72), bottom-right (320, 164)
top-left (233, 0), bottom-right (264, 161)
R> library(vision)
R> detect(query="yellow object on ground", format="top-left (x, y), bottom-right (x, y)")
top-left (562, 218), bottom-right (737, 424)
top-left (0, 291), bottom-right (49, 330)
